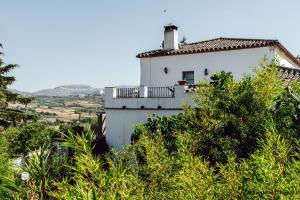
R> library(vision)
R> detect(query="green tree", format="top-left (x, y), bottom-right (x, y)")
top-left (5, 122), bottom-right (55, 157)
top-left (0, 43), bottom-right (36, 128)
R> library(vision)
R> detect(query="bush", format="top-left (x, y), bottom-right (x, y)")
top-left (0, 135), bottom-right (19, 198)
top-left (4, 122), bottom-right (56, 157)
top-left (41, 125), bottom-right (300, 199)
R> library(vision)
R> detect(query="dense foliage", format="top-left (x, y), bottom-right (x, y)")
top-left (16, 62), bottom-right (299, 199)
top-left (0, 134), bottom-right (19, 198)
top-left (4, 122), bottom-right (57, 157)
top-left (25, 123), bottom-right (299, 199)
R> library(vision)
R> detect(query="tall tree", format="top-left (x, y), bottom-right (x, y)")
top-left (0, 43), bottom-right (36, 128)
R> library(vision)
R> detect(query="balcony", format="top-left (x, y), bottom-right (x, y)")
top-left (115, 86), bottom-right (175, 98)
top-left (105, 85), bottom-right (195, 109)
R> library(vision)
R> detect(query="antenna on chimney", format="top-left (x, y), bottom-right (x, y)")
top-left (180, 35), bottom-right (187, 44)
top-left (161, 41), bottom-right (164, 48)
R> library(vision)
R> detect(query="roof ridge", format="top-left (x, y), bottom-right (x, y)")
top-left (181, 37), bottom-right (279, 47)
top-left (219, 37), bottom-right (279, 42)
top-left (182, 37), bottom-right (223, 46)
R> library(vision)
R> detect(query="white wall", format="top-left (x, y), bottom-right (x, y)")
top-left (140, 47), bottom-right (275, 86)
top-left (106, 109), bottom-right (182, 150)
top-left (104, 85), bottom-right (195, 149)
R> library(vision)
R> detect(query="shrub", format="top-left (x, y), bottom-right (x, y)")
top-left (5, 122), bottom-right (55, 157)
top-left (0, 135), bottom-right (19, 198)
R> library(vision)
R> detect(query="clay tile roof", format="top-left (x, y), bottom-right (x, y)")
top-left (137, 37), bottom-right (300, 68)
top-left (279, 67), bottom-right (300, 82)
top-left (137, 37), bottom-right (279, 58)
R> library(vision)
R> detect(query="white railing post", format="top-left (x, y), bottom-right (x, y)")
top-left (139, 86), bottom-right (148, 98)
top-left (104, 87), bottom-right (115, 108)
top-left (112, 88), bottom-right (117, 98)
top-left (174, 85), bottom-right (186, 98)
top-left (144, 86), bottom-right (148, 98)
top-left (104, 87), bottom-right (114, 99)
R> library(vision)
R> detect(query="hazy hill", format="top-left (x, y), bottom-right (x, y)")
top-left (10, 89), bottom-right (32, 97)
top-left (11, 84), bottom-right (104, 97)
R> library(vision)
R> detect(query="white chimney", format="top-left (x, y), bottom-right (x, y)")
top-left (163, 23), bottom-right (179, 50)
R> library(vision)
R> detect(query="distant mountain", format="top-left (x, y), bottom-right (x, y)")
top-left (10, 89), bottom-right (32, 97)
top-left (10, 84), bottom-right (104, 97)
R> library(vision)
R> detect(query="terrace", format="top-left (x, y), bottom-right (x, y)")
top-left (105, 85), bottom-right (195, 110)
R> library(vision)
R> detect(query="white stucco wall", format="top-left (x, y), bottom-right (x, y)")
top-left (106, 109), bottom-right (182, 150)
top-left (140, 47), bottom-right (276, 86)
top-left (104, 85), bottom-right (195, 149)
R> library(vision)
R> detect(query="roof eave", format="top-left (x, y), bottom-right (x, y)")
top-left (136, 44), bottom-right (275, 59)
top-left (275, 43), bottom-right (300, 69)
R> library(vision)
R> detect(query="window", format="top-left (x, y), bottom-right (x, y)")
top-left (182, 71), bottom-right (194, 84)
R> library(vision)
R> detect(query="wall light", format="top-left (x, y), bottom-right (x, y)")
top-left (164, 67), bottom-right (168, 74)
top-left (204, 68), bottom-right (208, 76)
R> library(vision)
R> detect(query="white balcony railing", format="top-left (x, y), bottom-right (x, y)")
top-left (116, 87), bottom-right (140, 98)
top-left (115, 86), bottom-right (175, 98)
top-left (104, 85), bottom-right (196, 109)
top-left (148, 86), bottom-right (175, 98)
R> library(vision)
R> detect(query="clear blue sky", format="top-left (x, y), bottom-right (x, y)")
top-left (1, 0), bottom-right (300, 92)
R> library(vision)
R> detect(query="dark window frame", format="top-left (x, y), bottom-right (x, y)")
top-left (182, 71), bottom-right (195, 85)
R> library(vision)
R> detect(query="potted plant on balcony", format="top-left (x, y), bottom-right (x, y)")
top-left (177, 80), bottom-right (188, 85)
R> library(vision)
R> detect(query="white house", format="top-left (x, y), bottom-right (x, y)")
top-left (105, 24), bottom-right (300, 150)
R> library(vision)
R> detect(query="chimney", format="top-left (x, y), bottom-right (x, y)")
top-left (163, 23), bottom-right (179, 50)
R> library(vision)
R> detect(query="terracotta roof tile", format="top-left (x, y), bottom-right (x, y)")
top-left (137, 37), bottom-right (279, 58)
top-left (279, 67), bottom-right (300, 82)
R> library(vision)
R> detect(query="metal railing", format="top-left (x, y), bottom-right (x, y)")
top-left (116, 87), bottom-right (140, 98)
top-left (148, 86), bottom-right (175, 98)
top-left (115, 86), bottom-right (176, 98)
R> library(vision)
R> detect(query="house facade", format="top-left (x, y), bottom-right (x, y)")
top-left (105, 24), bottom-right (300, 150)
